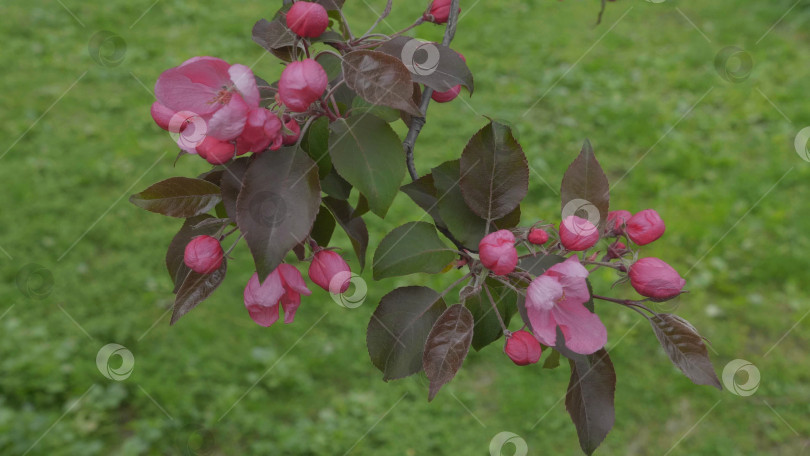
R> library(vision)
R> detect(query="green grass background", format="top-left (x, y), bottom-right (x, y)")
top-left (2, 0), bottom-right (810, 454)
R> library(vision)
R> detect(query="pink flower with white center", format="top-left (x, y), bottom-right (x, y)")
top-left (525, 256), bottom-right (607, 355)
top-left (479, 230), bottom-right (518, 276)
top-left (153, 56), bottom-right (260, 150)
top-left (243, 265), bottom-right (312, 327)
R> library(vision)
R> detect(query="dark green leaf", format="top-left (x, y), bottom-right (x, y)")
top-left (367, 286), bottom-right (447, 381)
top-left (221, 157), bottom-right (250, 221)
top-left (351, 96), bottom-right (400, 122)
top-left (321, 167), bottom-right (352, 200)
top-left (543, 349), bottom-right (561, 369)
top-left (314, 0), bottom-right (344, 10)
top-left (310, 205), bottom-right (337, 247)
top-left (460, 121), bottom-right (529, 221)
top-left (130, 177), bottom-right (221, 218)
top-left (328, 115), bottom-right (406, 217)
top-left (342, 50), bottom-right (421, 116)
top-left (352, 194), bottom-right (370, 218)
top-left (560, 140), bottom-right (610, 231)
top-left (323, 196), bottom-right (369, 269)
top-left (649, 313), bottom-right (722, 389)
top-left (251, 18), bottom-right (301, 61)
top-left (376, 36), bottom-right (474, 93)
top-left (373, 222), bottom-right (456, 280)
top-left (171, 260), bottom-right (227, 325)
top-left (302, 117), bottom-right (332, 179)
top-left (400, 173), bottom-right (446, 229)
top-left (465, 279), bottom-right (519, 351)
top-left (236, 147), bottom-right (321, 279)
top-left (432, 160), bottom-right (520, 249)
top-left (423, 304), bottom-right (474, 401)
top-left (564, 349), bottom-right (616, 456)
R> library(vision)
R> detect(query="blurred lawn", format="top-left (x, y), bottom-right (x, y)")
top-left (2, 0), bottom-right (810, 454)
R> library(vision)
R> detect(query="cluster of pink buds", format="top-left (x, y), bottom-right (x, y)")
top-left (475, 206), bottom-right (685, 365)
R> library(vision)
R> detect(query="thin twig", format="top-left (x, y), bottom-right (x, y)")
top-left (401, 0), bottom-right (462, 181)
top-left (362, 0), bottom-right (393, 38)
top-left (438, 273), bottom-right (473, 300)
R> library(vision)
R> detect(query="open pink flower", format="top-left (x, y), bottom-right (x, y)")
top-left (243, 265), bottom-right (312, 327)
top-left (525, 256), bottom-right (607, 355)
top-left (153, 56), bottom-right (260, 149)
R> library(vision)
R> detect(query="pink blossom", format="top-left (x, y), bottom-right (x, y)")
top-left (286, 1), bottom-right (329, 38)
top-left (243, 265), bottom-right (312, 327)
top-left (308, 250), bottom-right (351, 293)
top-left (629, 257), bottom-right (685, 300)
top-left (278, 59), bottom-right (328, 112)
top-left (525, 256), bottom-right (607, 355)
top-left (504, 330), bottom-right (542, 366)
top-left (626, 209), bottom-right (665, 245)
top-left (607, 210), bottom-right (632, 235)
top-left (235, 108), bottom-right (283, 155)
top-left (527, 228), bottom-right (549, 245)
top-left (183, 235), bottom-right (223, 274)
top-left (479, 230), bottom-right (518, 276)
top-left (153, 57), bottom-right (260, 149)
top-left (559, 215), bottom-right (599, 251)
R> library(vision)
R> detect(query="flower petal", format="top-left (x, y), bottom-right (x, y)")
top-left (278, 264), bottom-right (312, 296)
top-left (229, 64), bottom-right (260, 108)
top-left (527, 306), bottom-right (557, 347)
top-left (206, 92), bottom-right (249, 140)
top-left (247, 303), bottom-right (280, 327)
top-left (553, 300), bottom-right (607, 355)
top-left (155, 69), bottom-right (219, 115)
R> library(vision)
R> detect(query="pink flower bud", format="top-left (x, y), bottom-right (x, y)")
top-left (278, 59), bottom-right (328, 112)
top-left (183, 235), bottom-right (224, 274)
top-left (607, 210), bottom-right (632, 235)
top-left (626, 209), bottom-right (665, 245)
top-left (479, 230), bottom-right (518, 276)
top-left (629, 257), bottom-right (685, 300)
top-left (282, 117), bottom-right (301, 145)
top-left (196, 137), bottom-right (235, 165)
top-left (308, 250), bottom-right (351, 293)
top-left (430, 53), bottom-right (465, 103)
top-left (286, 1), bottom-right (329, 38)
top-left (559, 216), bottom-right (599, 251)
top-left (606, 241), bottom-right (627, 259)
top-left (431, 85), bottom-right (461, 103)
top-left (235, 108), bottom-right (282, 155)
top-left (426, 0), bottom-right (461, 24)
top-left (504, 330), bottom-right (542, 366)
top-left (527, 228), bottom-right (549, 245)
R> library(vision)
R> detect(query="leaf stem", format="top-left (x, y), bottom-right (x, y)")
top-left (438, 273), bottom-right (473, 301)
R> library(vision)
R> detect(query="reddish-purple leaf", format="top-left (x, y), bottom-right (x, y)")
top-left (341, 50), bottom-right (421, 116)
top-left (171, 260), bottom-right (227, 325)
top-left (423, 304), bottom-right (474, 401)
top-left (649, 313), bottom-right (722, 390)
top-left (564, 348), bottom-right (616, 456)
top-left (560, 140), bottom-right (610, 230)
top-left (130, 177), bottom-right (222, 219)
